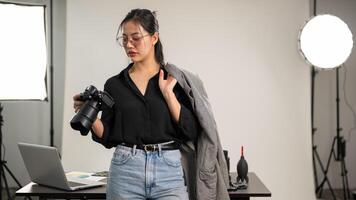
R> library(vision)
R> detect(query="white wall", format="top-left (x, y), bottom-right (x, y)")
top-left (314, 0), bottom-right (356, 190)
top-left (62, 0), bottom-right (314, 199)
top-left (2, 0), bottom-right (66, 187)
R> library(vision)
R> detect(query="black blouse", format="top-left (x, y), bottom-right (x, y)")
top-left (91, 63), bottom-right (199, 148)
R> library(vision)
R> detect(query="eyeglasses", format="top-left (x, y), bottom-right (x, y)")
top-left (116, 34), bottom-right (150, 47)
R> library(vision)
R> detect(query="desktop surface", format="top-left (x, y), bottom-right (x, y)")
top-left (229, 172), bottom-right (271, 198)
top-left (16, 181), bottom-right (106, 199)
top-left (16, 172), bottom-right (271, 200)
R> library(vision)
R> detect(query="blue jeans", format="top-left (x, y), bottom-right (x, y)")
top-left (106, 145), bottom-right (189, 200)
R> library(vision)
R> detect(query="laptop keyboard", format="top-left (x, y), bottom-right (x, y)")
top-left (68, 181), bottom-right (86, 187)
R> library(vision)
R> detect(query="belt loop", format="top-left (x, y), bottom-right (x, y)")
top-left (158, 144), bottom-right (162, 157)
top-left (132, 145), bottom-right (137, 155)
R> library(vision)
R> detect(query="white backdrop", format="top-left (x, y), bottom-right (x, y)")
top-left (62, 0), bottom-right (315, 199)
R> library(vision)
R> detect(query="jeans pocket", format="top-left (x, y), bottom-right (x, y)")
top-left (111, 149), bottom-right (132, 165)
top-left (162, 150), bottom-right (181, 167)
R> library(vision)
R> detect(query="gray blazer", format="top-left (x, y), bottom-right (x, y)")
top-left (164, 63), bottom-right (230, 200)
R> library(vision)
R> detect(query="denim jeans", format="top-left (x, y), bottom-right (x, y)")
top-left (106, 145), bottom-right (189, 200)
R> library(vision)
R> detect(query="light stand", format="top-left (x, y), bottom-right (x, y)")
top-left (308, 3), bottom-right (334, 197)
top-left (0, 103), bottom-right (23, 200)
top-left (299, 8), bottom-right (353, 199)
top-left (315, 67), bottom-right (350, 199)
top-left (49, 0), bottom-right (54, 147)
top-left (311, 67), bottom-right (336, 199)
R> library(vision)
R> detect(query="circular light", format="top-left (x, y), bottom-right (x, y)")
top-left (299, 14), bottom-right (353, 69)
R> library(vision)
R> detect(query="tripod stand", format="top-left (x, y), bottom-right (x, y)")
top-left (317, 135), bottom-right (350, 199)
top-left (314, 67), bottom-right (350, 200)
top-left (0, 103), bottom-right (23, 200)
top-left (311, 67), bottom-right (336, 199)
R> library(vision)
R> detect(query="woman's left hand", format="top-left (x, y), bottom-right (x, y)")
top-left (158, 69), bottom-right (177, 98)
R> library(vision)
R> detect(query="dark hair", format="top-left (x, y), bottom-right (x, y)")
top-left (117, 8), bottom-right (165, 66)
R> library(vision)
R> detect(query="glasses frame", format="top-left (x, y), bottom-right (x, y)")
top-left (116, 34), bottom-right (151, 47)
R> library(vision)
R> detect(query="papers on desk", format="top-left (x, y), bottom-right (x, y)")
top-left (66, 171), bottom-right (106, 182)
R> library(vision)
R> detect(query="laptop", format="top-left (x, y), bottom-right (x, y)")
top-left (18, 142), bottom-right (106, 191)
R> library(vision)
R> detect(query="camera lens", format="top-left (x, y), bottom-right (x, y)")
top-left (70, 100), bottom-right (100, 135)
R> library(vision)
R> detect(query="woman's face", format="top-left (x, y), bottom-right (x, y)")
top-left (121, 20), bottom-right (158, 63)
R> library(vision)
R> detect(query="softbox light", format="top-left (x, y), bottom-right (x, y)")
top-left (0, 3), bottom-right (47, 100)
top-left (299, 14), bottom-right (353, 69)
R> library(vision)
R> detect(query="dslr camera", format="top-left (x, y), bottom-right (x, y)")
top-left (70, 85), bottom-right (114, 135)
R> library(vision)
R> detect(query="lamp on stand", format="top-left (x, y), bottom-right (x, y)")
top-left (299, 13), bottom-right (353, 200)
top-left (0, 2), bottom-right (52, 199)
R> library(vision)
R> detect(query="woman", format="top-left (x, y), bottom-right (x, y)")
top-left (73, 8), bottom-right (199, 200)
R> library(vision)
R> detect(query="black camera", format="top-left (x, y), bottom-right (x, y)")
top-left (70, 85), bottom-right (114, 135)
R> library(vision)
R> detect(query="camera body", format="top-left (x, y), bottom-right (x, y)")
top-left (70, 85), bottom-right (114, 135)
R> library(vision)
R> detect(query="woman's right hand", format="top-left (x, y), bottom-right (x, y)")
top-left (73, 94), bottom-right (84, 113)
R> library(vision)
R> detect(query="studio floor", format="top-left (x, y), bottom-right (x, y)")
top-left (316, 189), bottom-right (356, 200)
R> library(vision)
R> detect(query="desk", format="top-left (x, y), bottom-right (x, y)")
top-left (229, 172), bottom-right (271, 200)
top-left (16, 172), bottom-right (271, 200)
top-left (16, 182), bottom-right (106, 200)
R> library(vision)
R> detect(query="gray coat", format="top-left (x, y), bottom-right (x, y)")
top-left (164, 63), bottom-right (230, 200)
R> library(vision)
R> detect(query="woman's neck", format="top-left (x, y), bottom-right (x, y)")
top-left (131, 58), bottom-right (160, 77)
